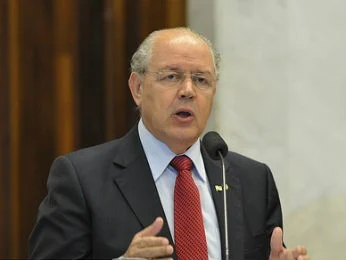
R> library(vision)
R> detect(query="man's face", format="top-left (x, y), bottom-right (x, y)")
top-left (129, 31), bottom-right (216, 153)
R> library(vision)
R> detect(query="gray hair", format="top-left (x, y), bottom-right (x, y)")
top-left (130, 27), bottom-right (221, 80)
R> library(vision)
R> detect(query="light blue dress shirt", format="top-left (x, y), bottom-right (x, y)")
top-left (138, 119), bottom-right (221, 260)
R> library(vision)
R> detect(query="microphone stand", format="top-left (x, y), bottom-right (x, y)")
top-left (218, 151), bottom-right (229, 260)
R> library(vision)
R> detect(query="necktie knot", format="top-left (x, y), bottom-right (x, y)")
top-left (170, 155), bottom-right (192, 171)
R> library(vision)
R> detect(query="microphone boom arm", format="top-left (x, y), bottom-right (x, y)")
top-left (218, 150), bottom-right (229, 260)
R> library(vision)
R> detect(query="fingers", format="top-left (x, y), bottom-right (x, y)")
top-left (292, 246), bottom-right (307, 257)
top-left (293, 245), bottom-right (309, 260)
top-left (269, 227), bottom-right (310, 260)
top-left (297, 256), bottom-right (310, 260)
top-left (124, 217), bottom-right (174, 259)
top-left (136, 217), bottom-right (164, 238)
top-left (126, 242), bottom-right (173, 259)
top-left (270, 227), bottom-right (284, 257)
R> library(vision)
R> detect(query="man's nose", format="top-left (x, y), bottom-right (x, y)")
top-left (178, 76), bottom-right (195, 99)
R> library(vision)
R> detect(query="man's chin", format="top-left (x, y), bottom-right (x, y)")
top-left (170, 131), bottom-right (199, 146)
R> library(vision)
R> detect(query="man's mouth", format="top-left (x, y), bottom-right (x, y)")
top-left (176, 111), bottom-right (192, 118)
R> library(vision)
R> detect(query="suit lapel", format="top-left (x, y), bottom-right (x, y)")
top-left (111, 126), bottom-right (175, 252)
top-left (202, 146), bottom-right (244, 260)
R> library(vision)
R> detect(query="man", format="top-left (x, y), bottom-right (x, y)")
top-left (29, 27), bottom-right (309, 260)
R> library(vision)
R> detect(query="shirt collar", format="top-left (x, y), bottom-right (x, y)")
top-left (138, 119), bottom-right (206, 183)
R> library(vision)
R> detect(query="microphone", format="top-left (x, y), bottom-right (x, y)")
top-left (202, 131), bottom-right (230, 260)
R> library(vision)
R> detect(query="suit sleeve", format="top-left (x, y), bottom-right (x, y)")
top-left (28, 155), bottom-right (91, 259)
top-left (264, 164), bottom-right (284, 253)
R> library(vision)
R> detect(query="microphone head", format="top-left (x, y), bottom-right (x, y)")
top-left (202, 131), bottom-right (228, 160)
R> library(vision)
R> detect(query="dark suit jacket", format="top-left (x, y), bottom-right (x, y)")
top-left (29, 125), bottom-right (283, 260)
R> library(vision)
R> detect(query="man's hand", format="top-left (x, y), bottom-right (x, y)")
top-left (124, 217), bottom-right (174, 260)
top-left (269, 227), bottom-right (310, 260)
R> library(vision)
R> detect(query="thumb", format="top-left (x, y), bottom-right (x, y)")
top-left (270, 227), bottom-right (284, 258)
top-left (137, 217), bottom-right (164, 238)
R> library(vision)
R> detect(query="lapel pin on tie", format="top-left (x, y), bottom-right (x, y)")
top-left (215, 184), bottom-right (229, 192)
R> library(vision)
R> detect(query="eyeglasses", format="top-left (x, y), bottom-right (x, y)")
top-left (144, 70), bottom-right (216, 90)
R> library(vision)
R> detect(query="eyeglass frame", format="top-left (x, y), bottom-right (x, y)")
top-left (141, 69), bottom-right (217, 90)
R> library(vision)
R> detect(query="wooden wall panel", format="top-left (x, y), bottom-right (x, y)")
top-left (104, 0), bottom-right (128, 140)
top-left (0, 0), bottom-right (10, 257)
top-left (53, 0), bottom-right (78, 154)
top-left (0, 0), bottom-right (186, 258)
top-left (8, 0), bottom-right (20, 256)
top-left (166, 0), bottom-right (186, 27)
top-left (15, 0), bottom-right (56, 257)
top-left (78, 0), bottom-right (106, 148)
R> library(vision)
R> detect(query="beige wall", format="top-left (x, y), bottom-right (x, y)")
top-left (189, 0), bottom-right (346, 259)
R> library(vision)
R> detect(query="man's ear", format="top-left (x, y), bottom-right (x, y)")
top-left (128, 72), bottom-right (143, 106)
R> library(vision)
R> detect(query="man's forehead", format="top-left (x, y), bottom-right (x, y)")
top-left (148, 30), bottom-right (214, 73)
top-left (155, 30), bottom-right (205, 46)
top-left (151, 32), bottom-right (211, 60)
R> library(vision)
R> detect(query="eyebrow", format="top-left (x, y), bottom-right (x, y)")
top-left (158, 66), bottom-right (213, 75)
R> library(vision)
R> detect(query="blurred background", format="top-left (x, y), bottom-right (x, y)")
top-left (1, 0), bottom-right (345, 259)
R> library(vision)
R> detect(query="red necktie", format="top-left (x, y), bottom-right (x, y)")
top-left (171, 155), bottom-right (208, 260)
